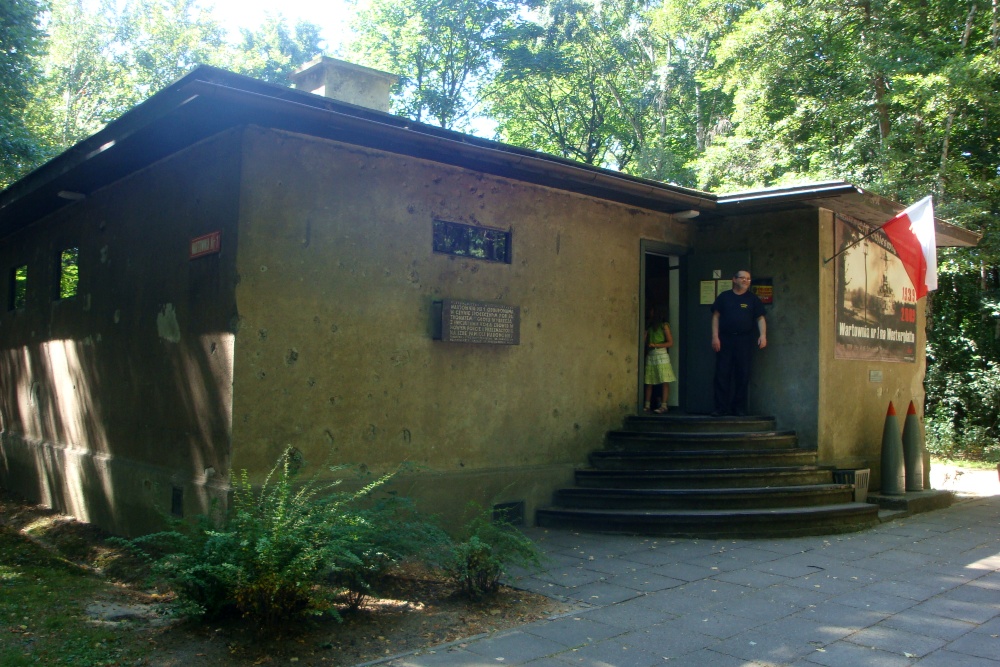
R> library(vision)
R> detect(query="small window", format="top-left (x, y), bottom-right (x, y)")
top-left (10, 265), bottom-right (27, 310)
top-left (433, 219), bottom-right (511, 263)
top-left (57, 247), bottom-right (79, 299)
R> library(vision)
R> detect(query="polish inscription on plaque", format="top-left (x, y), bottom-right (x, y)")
top-left (439, 300), bottom-right (520, 345)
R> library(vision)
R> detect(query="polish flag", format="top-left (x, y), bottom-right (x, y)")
top-left (880, 196), bottom-right (937, 299)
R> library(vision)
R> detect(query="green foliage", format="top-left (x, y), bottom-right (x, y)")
top-left (349, 0), bottom-right (518, 129)
top-left (16, 0), bottom-right (322, 165)
top-left (0, 0), bottom-right (46, 186)
top-left (444, 503), bottom-right (541, 600)
top-left (925, 268), bottom-right (1000, 463)
top-left (123, 449), bottom-right (446, 626)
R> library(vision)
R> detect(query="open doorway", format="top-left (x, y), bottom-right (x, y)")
top-left (640, 249), bottom-right (681, 412)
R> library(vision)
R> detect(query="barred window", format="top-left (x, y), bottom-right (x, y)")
top-left (432, 219), bottom-right (511, 263)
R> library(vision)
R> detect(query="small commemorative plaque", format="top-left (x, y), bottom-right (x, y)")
top-left (436, 299), bottom-right (520, 345)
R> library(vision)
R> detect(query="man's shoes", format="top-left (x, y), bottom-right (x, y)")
top-left (734, 409), bottom-right (747, 416)
top-left (711, 410), bottom-right (727, 417)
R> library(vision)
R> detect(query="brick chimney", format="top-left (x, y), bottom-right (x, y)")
top-left (290, 57), bottom-right (398, 112)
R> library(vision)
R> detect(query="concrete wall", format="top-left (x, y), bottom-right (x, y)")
top-left (230, 127), bottom-right (694, 525)
top-left (817, 209), bottom-right (927, 488)
top-left (0, 131), bottom-right (242, 535)
top-left (693, 209), bottom-right (822, 447)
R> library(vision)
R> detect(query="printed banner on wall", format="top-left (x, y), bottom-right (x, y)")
top-left (834, 214), bottom-right (918, 363)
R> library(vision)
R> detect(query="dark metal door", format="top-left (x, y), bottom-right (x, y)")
top-left (681, 251), bottom-right (751, 413)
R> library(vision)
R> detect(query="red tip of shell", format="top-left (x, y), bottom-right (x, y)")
top-left (886, 402), bottom-right (896, 416)
top-left (907, 401), bottom-right (917, 415)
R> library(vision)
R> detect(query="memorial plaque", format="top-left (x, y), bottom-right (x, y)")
top-left (437, 299), bottom-right (520, 345)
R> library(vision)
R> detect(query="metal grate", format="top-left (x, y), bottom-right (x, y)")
top-left (833, 469), bottom-right (870, 503)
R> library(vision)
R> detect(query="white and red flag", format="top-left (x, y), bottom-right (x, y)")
top-left (880, 196), bottom-right (937, 299)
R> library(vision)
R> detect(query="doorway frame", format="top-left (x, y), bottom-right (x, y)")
top-left (638, 240), bottom-right (687, 411)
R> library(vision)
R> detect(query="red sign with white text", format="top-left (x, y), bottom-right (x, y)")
top-left (189, 231), bottom-right (221, 259)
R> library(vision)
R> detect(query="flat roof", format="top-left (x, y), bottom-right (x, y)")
top-left (0, 66), bottom-right (980, 248)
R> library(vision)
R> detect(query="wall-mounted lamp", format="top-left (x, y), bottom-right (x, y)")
top-left (57, 191), bottom-right (86, 201)
top-left (674, 209), bottom-right (700, 219)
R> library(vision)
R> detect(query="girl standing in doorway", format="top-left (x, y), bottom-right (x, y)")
top-left (644, 308), bottom-right (675, 413)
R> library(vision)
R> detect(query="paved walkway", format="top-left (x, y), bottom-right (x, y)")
top-left (380, 481), bottom-right (1000, 667)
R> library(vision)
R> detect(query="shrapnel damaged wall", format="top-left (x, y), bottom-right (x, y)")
top-left (230, 127), bottom-right (694, 524)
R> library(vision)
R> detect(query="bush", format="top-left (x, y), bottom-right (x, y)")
top-left (122, 449), bottom-right (446, 626)
top-left (444, 503), bottom-right (542, 600)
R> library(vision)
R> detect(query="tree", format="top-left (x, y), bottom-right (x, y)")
top-left (231, 14), bottom-right (324, 84)
top-left (349, 0), bottom-right (518, 130)
top-left (0, 0), bottom-right (47, 186)
top-left (23, 0), bottom-right (324, 161)
top-left (487, 0), bottom-right (652, 169)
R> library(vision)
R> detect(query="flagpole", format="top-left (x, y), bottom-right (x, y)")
top-left (822, 222), bottom-right (889, 265)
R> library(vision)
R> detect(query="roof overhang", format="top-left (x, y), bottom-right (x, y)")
top-left (0, 66), bottom-right (982, 250)
top-left (0, 66), bottom-right (713, 238)
top-left (717, 183), bottom-right (981, 248)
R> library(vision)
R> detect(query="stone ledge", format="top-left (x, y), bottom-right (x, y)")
top-left (868, 489), bottom-right (955, 520)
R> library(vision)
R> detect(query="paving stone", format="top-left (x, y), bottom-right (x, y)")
top-left (628, 587), bottom-right (719, 617)
top-left (711, 567), bottom-right (788, 589)
top-left (716, 590), bottom-right (812, 623)
top-left (909, 595), bottom-right (1000, 625)
top-left (618, 624), bottom-right (721, 659)
top-left (968, 571), bottom-right (1000, 591)
top-left (937, 581), bottom-right (1000, 606)
top-left (877, 609), bottom-right (977, 641)
top-left (708, 627), bottom-right (820, 664)
top-left (610, 570), bottom-right (687, 593)
top-left (905, 648), bottom-right (1000, 667)
top-left (657, 647), bottom-right (761, 666)
top-left (795, 640), bottom-right (914, 667)
top-left (860, 578), bottom-right (951, 602)
top-left (522, 614), bottom-right (625, 647)
top-left (532, 567), bottom-right (613, 588)
top-left (752, 557), bottom-right (827, 579)
top-left (755, 613), bottom-right (858, 644)
top-left (576, 599), bottom-right (676, 630)
top-left (790, 599), bottom-right (892, 630)
top-left (621, 542), bottom-right (719, 566)
top-left (561, 580), bottom-right (644, 605)
top-left (575, 555), bottom-right (646, 576)
top-left (844, 623), bottom-right (947, 657)
top-left (463, 630), bottom-right (568, 665)
top-left (824, 589), bottom-right (918, 615)
top-left (658, 610), bottom-right (764, 640)
top-left (971, 615), bottom-right (1000, 635)
top-left (519, 658), bottom-right (574, 667)
top-left (943, 629), bottom-right (1000, 660)
top-left (387, 647), bottom-right (497, 666)
top-left (647, 560), bottom-right (718, 582)
top-left (784, 569), bottom-right (871, 596)
top-left (548, 635), bottom-right (667, 666)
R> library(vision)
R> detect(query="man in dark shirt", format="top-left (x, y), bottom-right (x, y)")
top-left (711, 270), bottom-right (767, 416)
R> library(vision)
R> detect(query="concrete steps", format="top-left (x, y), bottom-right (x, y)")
top-left (536, 413), bottom-right (880, 538)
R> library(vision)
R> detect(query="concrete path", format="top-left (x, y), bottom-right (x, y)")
top-left (380, 477), bottom-right (1000, 667)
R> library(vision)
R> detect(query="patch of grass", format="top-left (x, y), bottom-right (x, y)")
top-left (0, 524), bottom-right (149, 666)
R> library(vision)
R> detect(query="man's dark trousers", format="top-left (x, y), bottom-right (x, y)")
top-left (714, 332), bottom-right (756, 414)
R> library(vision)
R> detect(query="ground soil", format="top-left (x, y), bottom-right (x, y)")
top-left (0, 490), bottom-right (573, 666)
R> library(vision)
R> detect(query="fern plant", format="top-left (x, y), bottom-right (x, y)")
top-left (444, 503), bottom-right (542, 599)
top-left (122, 449), bottom-right (445, 626)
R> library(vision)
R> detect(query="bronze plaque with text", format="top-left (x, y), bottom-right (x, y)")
top-left (440, 300), bottom-right (520, 345)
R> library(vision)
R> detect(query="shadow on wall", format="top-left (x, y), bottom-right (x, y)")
top-left (0, 330), bottom-right (234, 535)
